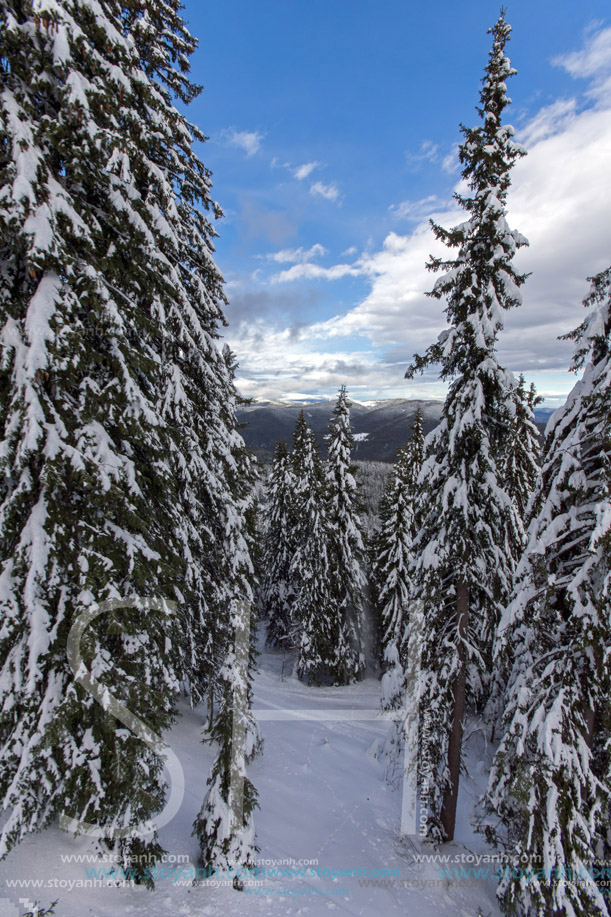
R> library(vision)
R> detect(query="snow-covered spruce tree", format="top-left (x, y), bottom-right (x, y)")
top-left (190, 343), bottom-right (261, 878)
top-left (484, 267), bottom-right (611, 917)
top-left (286, 408), bottom-right (308, 648)
top-left (374, 408), bottom-right (424, 711)
top-left (405, 11), bottom-right (528, 842)
top-left (193, 596), bottom-right (261, 885)
top-left (186, 342), bottom-right (259, 715)
top-left (0, 0), bottom-right (256, 876)
top-left (325, 386), bottom-right (367, 683)
top-left (290, 408), bottom-right (310, 481)
top-left (486, 374), bottom-right (541, 732)
top-left (502, 374), bottom-right (541, 527)
top-left (260, 439), bottom-right (297, 649)
top-left (290, 425), bottom-right (340, 685)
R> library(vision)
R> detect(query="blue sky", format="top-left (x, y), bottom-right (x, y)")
top-left (182, 1), bottom-right (611, 405)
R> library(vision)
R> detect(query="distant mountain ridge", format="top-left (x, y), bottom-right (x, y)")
top-left (237, 398), bottom-right (555, 463)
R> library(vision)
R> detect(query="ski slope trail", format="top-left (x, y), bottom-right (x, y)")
top-left (0, 643), bottom-right (502, 916)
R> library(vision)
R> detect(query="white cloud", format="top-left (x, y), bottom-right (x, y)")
top-left (441, 144), bottom-right (460, 174)
top-left (225, 317), bottom-right (420, 403)
top-left (310, 180), bottom-right (341, 202)
top-left (302, 228), bottom-right (450, 346)
top-left (266, 244), bottom-right (326, 264)
top-left (389, 195), bottom-right (442, 221)
top-left (223, 128), bottom-right (264, 156)
top-left (553, 25), bottom-right (611, 102)
top-left (405, 139), bottom-right (439, 170)
top-left (553, 25), bottom-right (611, 78)
top-left (294, 161), bottom-right (319, 180)
top-left (518, 98), bottom-right (577, 146)
top-left (270, 261), bottom-right (365, 284)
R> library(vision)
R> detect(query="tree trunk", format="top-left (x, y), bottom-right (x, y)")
top-left (207, 682), bottom-right (215, 732)
top-left (584, 706), bottom-right (596, 749)
top-left (582, 644), bottom-right (602, 749)
top-left (440, 582), bottom-right (469, 842)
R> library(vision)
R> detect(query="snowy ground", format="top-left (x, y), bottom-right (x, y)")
top-left (0, 642), bottom-right (503, 917)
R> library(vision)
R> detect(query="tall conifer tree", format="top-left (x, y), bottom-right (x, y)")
top-left (0, 0), bottom-right (256, 873)
top-left (374, 409), bottom-right (424, 711)
top-left (193, 598), bottom-right (261, 881)
top-left (260, 440), bottom-right (296, 648)
top-left (291, 409), bottom-right (309, 481)
top-left (486, 374), bottom-right (541, 731)
top-left (291, 426), bottom-right (337, 684)
top-left (502, 374), bottom-right (541, 527)
top-left (405, 11), bottom-right (527, 842)
top-left (325, 386), bottom-right (367, 683)
top-left (484, 268), bottom-right (611, 917)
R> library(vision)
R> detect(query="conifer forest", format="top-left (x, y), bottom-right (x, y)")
top-left (1, 3), bottom-right (610, 916)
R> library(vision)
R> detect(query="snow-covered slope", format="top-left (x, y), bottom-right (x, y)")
top-left (0, 641), bottom-right (503, 916)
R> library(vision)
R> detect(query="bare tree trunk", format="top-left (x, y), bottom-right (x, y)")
top-left (207, 681), bottom-right (215, 732)
top-left (584, 706), bottom-right (596, 748)
top-left (582, 645), bottom-right (602, 749)
top-left (440, 582), bottom-right (469, 842)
